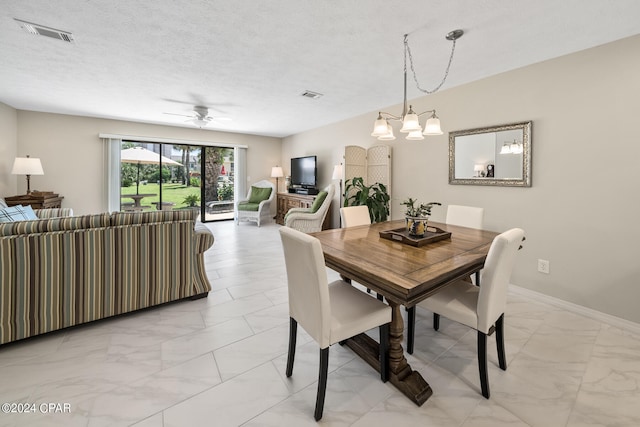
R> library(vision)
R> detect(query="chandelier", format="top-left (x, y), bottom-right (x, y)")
top-left (371, 29), bottom-right (464, 141)
top-left (500, 139), bottom-right (523, 154)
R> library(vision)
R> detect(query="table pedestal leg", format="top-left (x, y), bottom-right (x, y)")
top-left (344, 301), bottom-right (433, 406)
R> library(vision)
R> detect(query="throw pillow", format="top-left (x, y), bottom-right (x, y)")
top-left (0, 197), bottom-right (7, 209)
top-left (248, 186), bottom-right (272, 204)
top-left (0, 205), bottom-right (39, 223)
top-left (310, 191), bottom-right (328, 213)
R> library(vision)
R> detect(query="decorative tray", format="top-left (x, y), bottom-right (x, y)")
top-left (379, 226), bottom-right (452, 247)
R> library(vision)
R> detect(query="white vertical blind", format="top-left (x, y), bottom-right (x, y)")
top-left (102, 137), bottom-right (122, 212)
top-left (235, 147), bottom-right (247, 215)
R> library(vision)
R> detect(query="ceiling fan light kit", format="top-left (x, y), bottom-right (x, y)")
top-left (371, 29), bottom-right (463, 141)
top-left (164, 105), bottom-right (230, 128)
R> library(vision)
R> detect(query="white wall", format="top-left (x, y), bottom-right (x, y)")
top-left (0, 102), bottom-right (18, 197)
top-left (283, 34), bottom-right (640, 323)
top-left (15, 111), bottom-right (281, 215)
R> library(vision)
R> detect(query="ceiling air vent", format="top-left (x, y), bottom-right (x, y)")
top-left (15, 18), bottom-right (75, 43)
top-left (300, 91), bottom-right (323, 99)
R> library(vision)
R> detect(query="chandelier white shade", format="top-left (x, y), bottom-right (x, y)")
top-left (500, 140), bottom-right (523, 154)
top-left (371, 30), bottom-right (463, 141)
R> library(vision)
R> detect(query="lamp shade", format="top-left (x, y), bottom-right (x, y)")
top-left (400, 106), bottom-right (421, 133)
top-left (271, 166), bottom-right (284, 178)
top-left (12, 157), bottom-right (44, 175)
top-left (371, 116), bottom-right (389, 137)
top-left (377, 124), bottom-right (396, 141)
top-left (331, 164), bottom-right (343, 180)
top-left (406, 130), bottom-right (425, 140)
top-left (423, 116), bottom-right (443, 135)
top-left (474, 164), bottom-right (484, 172)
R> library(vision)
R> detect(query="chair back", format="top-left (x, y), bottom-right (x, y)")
top-left (477, 228), bottom-right (525, 333)
top-left (340, 206), bottom-right (371, 228)
top-left (446, 205), bottom-right (484, 229)
top-left (279, 226), bottom-right (332, 347)
top-left (246, 179), bottom-right (275, 201)
top-left (316, 184), bottom-right (335, 215)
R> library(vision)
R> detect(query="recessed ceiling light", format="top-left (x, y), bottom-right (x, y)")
top-left (14, 18), bottom-right (75, 43)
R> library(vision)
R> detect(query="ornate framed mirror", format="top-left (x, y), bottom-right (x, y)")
top-left (449, 121), bottom-right (532, 187)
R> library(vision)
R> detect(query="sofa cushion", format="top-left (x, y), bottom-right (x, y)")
top-left (0, 205), bottom-right (38, 223)
top-left (0, 213), bottom-right (111, 236)
top-left (110, 210), bottom-right (197, 226)
top-left (248, 186), bottom-right (272, 204)
top-left (237, 202), bottom-right (260, 211)
top-left (310, 191), bottom-right (328, 213)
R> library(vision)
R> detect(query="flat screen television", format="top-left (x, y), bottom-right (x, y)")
top-left (291, 155), bottom-right (317, 188)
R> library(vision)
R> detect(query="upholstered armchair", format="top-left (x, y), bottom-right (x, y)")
top-left (235, 179), bottom-right (275, 227)
top-left (285, 184), bottom-right (334, 233)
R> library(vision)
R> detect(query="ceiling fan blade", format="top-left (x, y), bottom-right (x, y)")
top-left (163, 112), bottom-right (195, 118)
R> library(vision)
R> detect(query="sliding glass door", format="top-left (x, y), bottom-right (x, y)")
top-left (118, 141), bottom-right (235, 222)
top-left (201, 146), bottom-right (235, 222)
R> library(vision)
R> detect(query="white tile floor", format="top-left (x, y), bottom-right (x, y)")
top-left (2, 221), bottom-right (640, 426)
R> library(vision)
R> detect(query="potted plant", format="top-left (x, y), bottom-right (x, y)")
top-left (183, 193), bottom-right (200, 210)
top-left (343, 177), bottom-right (390, 223)
top-left (401, 198), bottom-right (441, 237)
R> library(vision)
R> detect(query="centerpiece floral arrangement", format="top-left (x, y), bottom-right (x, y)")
top-left (401, 198), bottom-right (441, 237)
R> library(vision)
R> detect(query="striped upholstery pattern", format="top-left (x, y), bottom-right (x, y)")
top-left (0, 211), bottom-right (214, 345)
top-left (0, 213), bottom-right (111, 237)
top-left (34, 208), bottom-right (74, 219)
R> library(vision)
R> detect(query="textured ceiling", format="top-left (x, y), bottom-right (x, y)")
top-left (2, 1), bottom-right (640, 137)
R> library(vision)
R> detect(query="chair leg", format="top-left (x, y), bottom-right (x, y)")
top-left (379, 323), bottom-right (390, 382)
top-left (496, 314), bottom-right (507, 370)
top-left (433, 313), bottom-right (440, 331)
top-left (377, 293), bottom-right (383, 301)
top-left (475, 271), bottom-right (481, 286)
top-left (406, 306), bottom-right (415, 354)
top-left (478, 331), bottom-right (490, 399)
top-left (286, 318), bottom-right (297, 377)
top-left (315, 347), bottom-right (329, 421)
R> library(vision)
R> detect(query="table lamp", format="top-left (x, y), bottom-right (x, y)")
top-left (12, 155), bottom-right (44, 194)
top-left (271, 166), bottom-right (284, 192)
top-left (474, 164), bottom-right (484, 178)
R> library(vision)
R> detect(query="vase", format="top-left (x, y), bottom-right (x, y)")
top-left (406, 216), bottom-right (429, 237)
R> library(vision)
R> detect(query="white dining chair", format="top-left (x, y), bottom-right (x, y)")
top-left (407, 204), bottom-right (485, 353)
top-left (279, 226), bottom-right (391, 421)
top-left (340, 205), bottom-right (371, 228)
top-left (339, 205), bottom-right (379, 297)
top-left (418, 228), bottom-right (525, 398)
top-left (446, 204), bottom-right (484, 230)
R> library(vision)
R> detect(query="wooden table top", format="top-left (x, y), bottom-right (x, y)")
top-left (312, 220), bottom-right (498, 306)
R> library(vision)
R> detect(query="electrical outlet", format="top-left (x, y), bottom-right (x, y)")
top-left (537, 259), bottom-right (550, 274)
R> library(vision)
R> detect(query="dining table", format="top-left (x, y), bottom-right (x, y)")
top-left (311, 219), bottom-right (498, 406)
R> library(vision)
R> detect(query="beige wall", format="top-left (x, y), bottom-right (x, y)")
top-left (0, 102), bottom-right (18, 196)
top-left (14, 111), bottom-right (281, 215)
top-left (283, 34), bottom-right (640, 323)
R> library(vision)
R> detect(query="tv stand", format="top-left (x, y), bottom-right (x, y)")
top-left (288, 187), bottom-right (319, 195)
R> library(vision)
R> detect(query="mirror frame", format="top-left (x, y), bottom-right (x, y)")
top-left (448, 121), bottom-right (532, 187)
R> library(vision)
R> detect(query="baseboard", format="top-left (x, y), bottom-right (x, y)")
top-left (509, 284), bottom-right (640, 335)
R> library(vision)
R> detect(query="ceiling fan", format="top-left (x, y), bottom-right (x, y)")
top-left (163, 106), bottom-right (230, 128)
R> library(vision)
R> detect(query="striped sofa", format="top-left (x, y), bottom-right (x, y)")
top-left (0, 209), bottom-right (214, 345)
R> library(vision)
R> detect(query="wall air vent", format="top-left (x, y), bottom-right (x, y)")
top-left (14, 18), bottom-right (75, 43)
top-left (300, 91), bottom-right (323, 99)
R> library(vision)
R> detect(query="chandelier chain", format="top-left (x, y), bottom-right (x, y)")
top-left (404, 35), bottom-right (457, 95)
